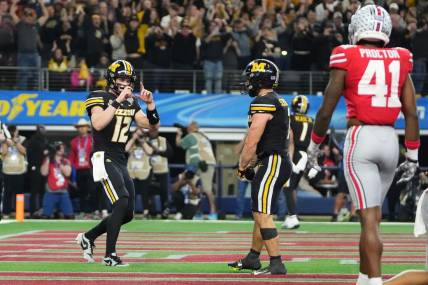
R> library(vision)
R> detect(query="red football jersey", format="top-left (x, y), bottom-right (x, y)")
top-left (329, 45), bottom-right (413, 125)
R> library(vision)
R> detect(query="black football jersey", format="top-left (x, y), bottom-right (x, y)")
top-left (290, 114), bottom-right (313, 151)
top-left (248, 92), bottom-right (290, 158)
top-left (85, 90), bottom-right (141, 164)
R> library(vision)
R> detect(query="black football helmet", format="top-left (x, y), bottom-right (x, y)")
top-left (106, 59), bottom-right (137, 94)
top-left (291, 95), bottom-right (309, 114)
top-left (242, 59), bottom-right (279, 97)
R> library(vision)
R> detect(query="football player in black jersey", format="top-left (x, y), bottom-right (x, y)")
top-left (282, 95), bottom-right (313, 229)
top-left (228, 59), bottom-right (291, 275)
top-left (75, 60), bottom-right (160, 266)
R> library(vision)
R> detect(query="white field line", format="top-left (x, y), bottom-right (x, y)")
top-left (0, 230), bottom-right (42, 240)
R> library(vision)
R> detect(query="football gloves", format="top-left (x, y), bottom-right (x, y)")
top-left (237, 167), bottom-right (255, 182)
top-left (307, 143), bottom-right (321, 179)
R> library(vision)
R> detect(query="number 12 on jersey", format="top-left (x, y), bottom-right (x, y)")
top-left (358, 60), bottom-right (401, 108)
top-left (112, 115), bottom-right (131, 143)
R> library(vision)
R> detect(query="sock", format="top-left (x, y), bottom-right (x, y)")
top-left (368, 277), bottom-right (382, 285)
top-left (269, 255), bottom-right (282, 264)
top-left (246, 248), bottom-right (260, 259)
top-left (356, 272), bottom-right (369, 285)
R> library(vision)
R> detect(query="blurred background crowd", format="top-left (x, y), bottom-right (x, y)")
top-left (0, 0), bottom-right (427, 94)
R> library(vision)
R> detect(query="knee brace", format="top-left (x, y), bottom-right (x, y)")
top-left (112, 197), bottom-right (128, 212)
top-left (260, 228), bottom-right (278, 240)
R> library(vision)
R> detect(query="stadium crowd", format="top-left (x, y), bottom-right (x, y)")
top-left (0, 0), bottom-right (427, 93)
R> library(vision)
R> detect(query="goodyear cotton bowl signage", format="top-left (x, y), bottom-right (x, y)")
top-left (0, 90), bottom-right (426, 130)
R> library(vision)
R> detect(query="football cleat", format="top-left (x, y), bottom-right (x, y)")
top-left (103, 253), bottom-right (129, 267)
top-left (282, 215), bottom-right (300, 229)
top-left (75, 233), bottom-right (95, 263)
top-left (228, 258), bottom-right (261, 271)
top-left (253, 263), bottom-right (287, 275)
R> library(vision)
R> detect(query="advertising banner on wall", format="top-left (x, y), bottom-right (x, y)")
top-left (0, 91), bottom-right (426, 130)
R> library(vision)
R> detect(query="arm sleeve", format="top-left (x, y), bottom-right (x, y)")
top-left (249, 96), bottom-right (277, 114)
top-left (180, 134), bottom-right (197, 149)
top-left (85, 92), bottom-right (106, 116)
top-left (329, 45), bottom-right (350, 71)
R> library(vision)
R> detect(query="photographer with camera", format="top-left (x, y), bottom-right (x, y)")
top-left (171, 165), bottom-right (202, 220)
top-left (141, 128), bottom-right (173, 219)
top-left (125, 128), bottom-right (152, 219)
top-left (40, 141), bottom-right (74, 219)
top-left (176, 121), bottom-right (217, 220)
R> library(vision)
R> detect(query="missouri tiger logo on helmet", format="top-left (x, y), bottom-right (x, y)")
top-left (242, 59), bottom-right (279, 97)
top-left (292, 95), bottom-right (309, 114)
top-left (348, 5), bottom-right (392, 46)
top-left (106, 60), bottom-right (137, 94)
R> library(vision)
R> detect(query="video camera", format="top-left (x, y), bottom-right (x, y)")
top-left (173, 123), bottom-right (188, 136)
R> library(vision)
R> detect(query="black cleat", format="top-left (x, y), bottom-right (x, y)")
top-left (103, 253), bottom-right (129, 267)
top-left (253, 263), bottom-right (287, 275)
top-left (228, 258), bottom-right (261, 271)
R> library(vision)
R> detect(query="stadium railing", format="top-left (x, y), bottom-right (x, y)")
top-left (0, 66), bottom-right (332, 94)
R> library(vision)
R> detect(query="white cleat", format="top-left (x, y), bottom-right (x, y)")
top-left (281, 215), bottom-right (300, 229)
top-left (75, 233), bottom-right (95, 263)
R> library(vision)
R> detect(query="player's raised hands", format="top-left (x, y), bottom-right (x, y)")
top-left (117, 86), bottom-right (133, 103)
top-left (139, 82), bottom-right (154, 105)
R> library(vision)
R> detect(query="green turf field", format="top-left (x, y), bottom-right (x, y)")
top-left (0, 220), bottom-right (424, 284)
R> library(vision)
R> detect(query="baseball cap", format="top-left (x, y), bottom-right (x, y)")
top-left (389, 3), bottom-right (399, 11)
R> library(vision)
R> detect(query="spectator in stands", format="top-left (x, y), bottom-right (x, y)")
top-left (94, 52), bottom-right (109, 89)
top-left (124, 15), bottom-right (143, 69)
top-left (53, 19), bottom-right (73, 59)
top-left (1, 125), bottom-right (26, 219)
top-left (142, 129), bottom-right (173, 219)
top-left (171, 22), bottom-right (197, 69)
top-left (0, 14), bottom-right (15, 68)
top-left (176, 121), bottom-right (218, 220)
top-left (201, 19), bottom-right (229, 94)
top-left (231, 19), bottom-right (254, 69)
top-left (186, 4), bottom-right (204, 39)
top-left (84, 13), bottom-right (108, 67)
top-left (11, 0), bottom-right (48, 90)
top-left (110, 22), bottom-right (127, 61)
top-left (387, 13), bottom-right (408, 48)
top-left (315, 0), bottom-right (337, 22)
top-left (48, 48), bottom-right (68, 72)
top-left (0, 0), bottom-right (9, 18)
top-left (126, 129), bottom-right (153, 219)
top-left (69, 119), bottom-right (101, 219)
top-left (411, 20), bottom-right (428, 96)
top-left (70, 57), bottom-right (92, 90)
top-left (40, 3), bottom-right (61, 64)
top-left (48, 48), bottom-right (69, 90)
top-left (27, 125), bottom-right (49, 218)
top-left (290, 16), bottom-right (312, 71)
top-left (160, 3), bottom-right (182, 31)
top-left (311, 22), bottom-right (340, 71)
top-left (171, 165), bottom-right (202, 220)
top-left (145, 25), bottom-right (173, 91)
top-left (40, 141), bottom-right (74, 219)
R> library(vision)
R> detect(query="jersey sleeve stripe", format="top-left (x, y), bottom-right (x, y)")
top-left (330, 58), bottom-right (347, 65)
top-left (85, 99), bottom-right (104, 105)
top-left (250, 107), bottom-right (276, 112)
top-left (85, 101), bottom-right (104, 108)
top-left (85, 97), bottom-right (103, 102)
top-left (330, 53), bottom-right (346, 59)
top-left (251, 104), bottom-right (276, 107)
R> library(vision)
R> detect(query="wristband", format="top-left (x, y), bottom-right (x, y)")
top-left (406, 148), bottom-right (418, 162)
top-left (311, 132), bottom-right (326, 145)
top-left (404, 139), bottom-right (420, 150)
top-left (110, 100), bottom-right (120, 109)
top-left (146, 108), bottom-right (160, 125)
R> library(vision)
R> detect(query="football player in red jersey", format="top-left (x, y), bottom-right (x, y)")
top-left (306, 4), bottom-right (420, 285)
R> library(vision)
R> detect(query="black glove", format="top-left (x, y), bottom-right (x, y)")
top-left (237, 167), bottom-right (255, 182)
